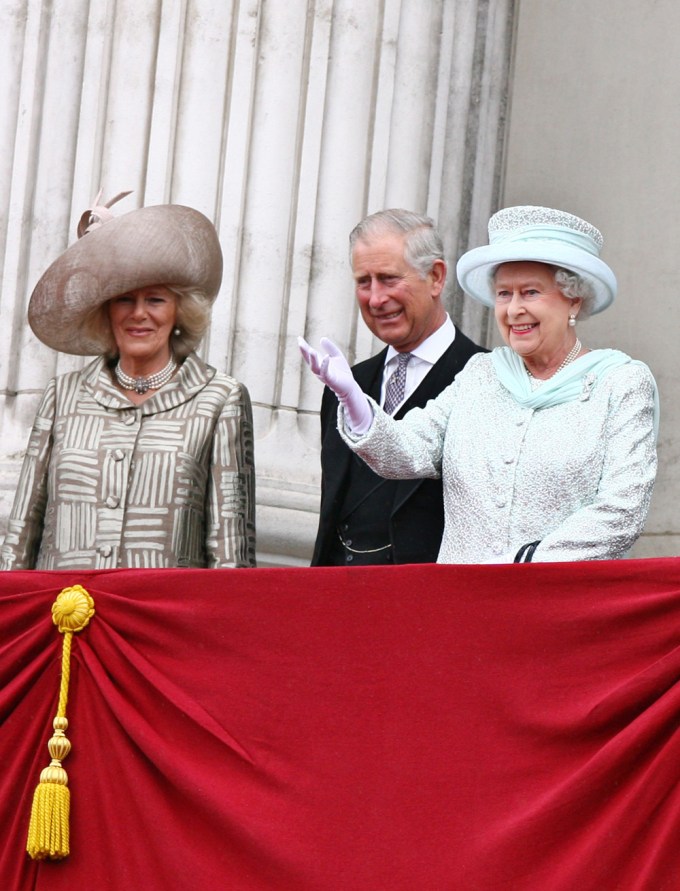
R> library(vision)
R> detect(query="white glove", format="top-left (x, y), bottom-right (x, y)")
top-left (298, 336), bottom-right (374, 433)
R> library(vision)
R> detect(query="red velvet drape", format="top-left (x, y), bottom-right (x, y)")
top-left (1, 561), bottom-right (679, 890)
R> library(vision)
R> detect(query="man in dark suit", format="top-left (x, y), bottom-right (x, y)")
top-left (311, 209), bottom-right (486, 566)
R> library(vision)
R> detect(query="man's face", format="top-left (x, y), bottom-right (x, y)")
top-left (352, 233), bottom-right (446, 352)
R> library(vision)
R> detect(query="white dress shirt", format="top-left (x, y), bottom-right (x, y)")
top-left (380, 315), bottom-right (456, 411)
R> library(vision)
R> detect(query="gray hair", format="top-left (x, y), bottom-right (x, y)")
top-left (349, 209), bottom-right (445, 279)
top-left (554, 268), bottom-right (596, 318)
top-left (84, 285), bottom-right (213, 360)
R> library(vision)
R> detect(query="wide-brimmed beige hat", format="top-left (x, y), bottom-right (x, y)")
top-left (456, 206), bottom-right (616, 314)
top-left (28, 194), bottom-right (223, 355)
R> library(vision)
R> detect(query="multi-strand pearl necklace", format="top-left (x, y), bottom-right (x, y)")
top-left (526, 338), bottom-right (582, 382)
top-left (115, 356), bottom-right (177, 394)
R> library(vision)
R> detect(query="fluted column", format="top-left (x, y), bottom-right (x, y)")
top-left (0, 0), bottom-right (515, 565)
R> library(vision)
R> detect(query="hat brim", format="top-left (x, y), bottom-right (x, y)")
top-left (456, 242), bottom-right (616, 314)
top-left (28, 204), bottom-right (223, 355)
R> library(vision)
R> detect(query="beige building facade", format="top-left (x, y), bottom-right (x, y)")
top-left (502, 0), bottom-right (679, 556)
top-left (0, 0), bottom-right (675, 563)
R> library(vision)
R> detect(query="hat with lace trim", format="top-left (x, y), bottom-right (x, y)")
top-left (456, 206), bottom-right (616, 314)
top-left (28, 191), bottom-right (223, 355)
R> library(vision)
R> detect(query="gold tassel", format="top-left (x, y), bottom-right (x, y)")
top-left (26, 585), bottom-right (95, 860)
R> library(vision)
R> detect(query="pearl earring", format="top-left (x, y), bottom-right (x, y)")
top-left (173, 328), bottom-right (181, 336)
top-left (568, 314), bottom-right (576, 327)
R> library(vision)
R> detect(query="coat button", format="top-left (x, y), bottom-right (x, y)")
top-left (99, 545), bottom-right (112, 558)
top-left (105, 495), bottom-right (120, 509)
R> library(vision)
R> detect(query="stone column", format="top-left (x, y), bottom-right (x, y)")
top-left (0, 0), bottom-right (515, 565)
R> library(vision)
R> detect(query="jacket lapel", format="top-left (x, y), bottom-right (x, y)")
top-left (319, 351), bottom-right (385, 520)
top-left (354, 348), bottom-right (387, 401)
top-left (333, 349), bottom-right (390, 516)
top-left (391, 338), bottom-right (472, 512)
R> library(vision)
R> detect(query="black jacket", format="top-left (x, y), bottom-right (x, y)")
top-left (311, 328), bottom-right (486, 565)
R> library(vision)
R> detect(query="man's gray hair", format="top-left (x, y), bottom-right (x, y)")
top-left (349, 209), bottom-right (445, 279)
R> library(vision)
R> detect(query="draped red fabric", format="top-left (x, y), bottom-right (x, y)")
top-left (1, 561), bottom-right (679, 890)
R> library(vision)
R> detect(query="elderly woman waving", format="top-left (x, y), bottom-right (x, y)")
top-left (300, 206), bottom-right (658, 563)
top-left (1, 195), bottom-right (256, 570)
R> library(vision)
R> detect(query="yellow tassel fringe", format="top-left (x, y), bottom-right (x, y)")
top-left (26, 585), bottom-right (95, 861)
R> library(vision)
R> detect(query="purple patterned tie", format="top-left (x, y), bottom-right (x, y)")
top-left (383, 352), bottom-right (412, 415)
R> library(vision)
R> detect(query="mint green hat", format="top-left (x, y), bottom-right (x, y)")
top-left (456, 206), bottom-right (617, 313)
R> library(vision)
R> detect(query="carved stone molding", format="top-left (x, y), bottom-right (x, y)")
top-left (0, 0), bottom-right (515, 565)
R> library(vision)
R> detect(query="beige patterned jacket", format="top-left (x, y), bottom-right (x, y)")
top-left (0, 353), bottom-right (256, 570)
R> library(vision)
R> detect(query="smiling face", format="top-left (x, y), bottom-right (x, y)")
top-left (108, 285), bottom-right (178, 371)
top-left (352, 232), bottom-right (447, 352)
top-left (493, 261), bottom-right (582, 375)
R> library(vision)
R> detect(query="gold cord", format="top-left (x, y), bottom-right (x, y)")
top-left (26, 585), bottom-right (95, 860)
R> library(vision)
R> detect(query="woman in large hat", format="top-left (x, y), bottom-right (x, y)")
top-left (0, 194), bottom-right (256, 569)
top-left (299, 206), bottom-right (658, 563)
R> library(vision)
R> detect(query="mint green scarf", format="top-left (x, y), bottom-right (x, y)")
top-left (491, 346), bottom-right (660, 438)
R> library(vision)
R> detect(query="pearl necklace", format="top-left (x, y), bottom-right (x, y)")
top-left (526, 339), bottom-right (582, 382)
top-left (115, 356), bottom-right (178, 394)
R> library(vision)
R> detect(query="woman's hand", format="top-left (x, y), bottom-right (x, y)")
top-left (298, 337), bottom-right (374, 433)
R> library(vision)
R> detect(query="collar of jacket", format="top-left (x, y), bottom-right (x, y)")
top-left (82, 351), bottom-right (217, 413)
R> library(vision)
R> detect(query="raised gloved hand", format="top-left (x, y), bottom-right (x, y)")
top-left (298, 336), bottom-right (374, 433)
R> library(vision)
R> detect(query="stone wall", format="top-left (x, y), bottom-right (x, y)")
top-left (503, 0), bottom-right (680, 557)
top-left (0, 0), bottom-right (515, 565)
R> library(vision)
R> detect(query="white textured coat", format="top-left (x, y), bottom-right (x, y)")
top-left (341, 351), bottom-right (657, 563)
